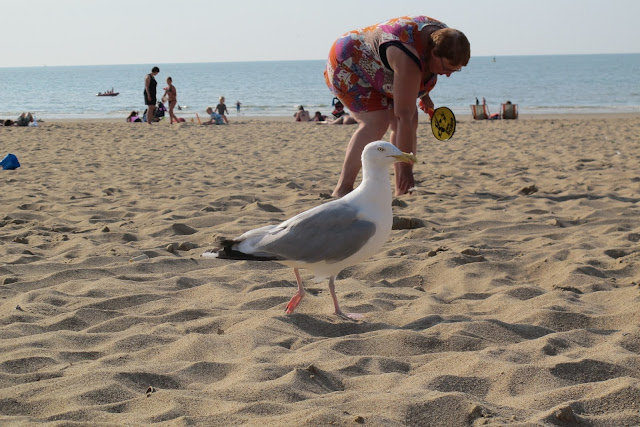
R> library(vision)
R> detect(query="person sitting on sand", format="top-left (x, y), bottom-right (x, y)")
top-left (317, 114), bottom-right (357, 125)
top-left (294, 105), bottom-right (311, 121)
top-left (329, 114), bottom-right (356, 125)
top-left (16, 112), bottom-right (34, 127)
top-left (312, 111), bottom-right (327, 122)
top-left (142, 108), bottom-right (159, 123)
top-left (126, 111), bottom-right (142, 122)
top-left (203, 107), bottom-right (226, 125)
top-left (331, 99), bottom-right (346, 118)
top-left (155, 101), bottom-right (167, 119)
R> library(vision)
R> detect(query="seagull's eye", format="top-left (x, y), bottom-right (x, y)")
top-left (377, 147), bottom-right (384, 152)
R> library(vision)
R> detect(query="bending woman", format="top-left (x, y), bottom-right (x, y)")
top-left (325, 16), bottom-right (470, 196)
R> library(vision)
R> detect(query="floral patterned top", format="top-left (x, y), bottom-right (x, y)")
top-left (324, 16), bottom-right (447, 112)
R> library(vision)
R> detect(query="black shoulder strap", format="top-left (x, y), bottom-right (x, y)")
top-left (379, 41), bottom-right (422, 71)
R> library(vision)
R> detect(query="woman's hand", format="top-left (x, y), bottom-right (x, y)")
top-left (419, 94), bottom-right (434, 114)
top-left (394, 162), bottom-right (415, 196)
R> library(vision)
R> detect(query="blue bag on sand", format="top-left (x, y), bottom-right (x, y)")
top-left (1, 154), bottom-right (20, 170)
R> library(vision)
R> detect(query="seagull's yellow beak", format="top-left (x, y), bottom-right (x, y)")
top-left (391, 152), bottom-right (417, 164)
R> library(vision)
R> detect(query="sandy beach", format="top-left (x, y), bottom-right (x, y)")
top-left (1, 114), bottom-right (640, 426)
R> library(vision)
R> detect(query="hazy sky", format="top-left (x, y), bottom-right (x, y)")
top-left (3, 0), bottom-right (639, 67)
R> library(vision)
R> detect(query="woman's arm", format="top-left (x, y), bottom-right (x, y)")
top-left (386, 45), bottom-right (421, 153)
top-left (386, 45), bottom-right (423, 195)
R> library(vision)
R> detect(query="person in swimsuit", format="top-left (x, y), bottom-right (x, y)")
top-left (162, 77), bottom-right (179, 124)
top-left (144, 66), bottom-right (160, 125)
top-left (325, 16), bottom-right (470, 197)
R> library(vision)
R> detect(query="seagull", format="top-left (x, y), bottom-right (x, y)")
top-left (202, 141), bottom-right (416, 320)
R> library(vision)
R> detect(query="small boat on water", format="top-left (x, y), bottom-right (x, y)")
top-left (97, 88), bottom-right (119, 97)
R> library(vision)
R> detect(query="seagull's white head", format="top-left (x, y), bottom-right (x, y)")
top-left (361, 141), bottom-right (417, 168)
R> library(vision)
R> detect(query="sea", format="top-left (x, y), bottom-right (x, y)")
top-left (0, 54), bottom-right (638, 120)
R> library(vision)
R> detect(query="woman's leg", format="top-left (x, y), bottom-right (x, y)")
top-left (332, 109), bottom-right (391, 197)
top-left (168, 101), bottom-right (178, 123)
top-left (147, 105), bottom-right (155, 124)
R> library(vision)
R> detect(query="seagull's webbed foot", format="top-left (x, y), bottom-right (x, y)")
top-left (334, 310), bottom-right (364, 321)
top-left (285, 268), bottom-right (305, 314)
top-left (285, 292), bottom-right (304, 314)
top-left (329, 276), bottom-right (364, 321)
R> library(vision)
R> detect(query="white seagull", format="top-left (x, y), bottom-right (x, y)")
top-left (202, 141), bottom-right (416, 320)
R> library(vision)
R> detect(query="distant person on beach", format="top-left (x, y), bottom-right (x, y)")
top-left (325, 16), bottom-right (470, 197)
top-left (312, 111), bottom-right (327, 122)
top-left (142, 108), bottom-right (159, 123)
top-left (216, 97), bottom-right (230, 124)
top-left (126, 111), bottom-right (142, 122)
top-left (144, 66), bottom-right (160, 125)
top-left (328, 114), bottom-right (357, 125)
top-left (294, 105), bottom-right (311, 121)
top-left (155, 101), bottom-right (167, 119)
top-left (331, 98), bottom-right (346, 118)
top-left (162, 77), bottom-right (179, 124)
top-left (16, 112), bottom-right (34, 126)
top-left (203, 107), bottom-right (226, 125)
top-left (316, 113), bottom-right (357, 125)
top-left (236, 100), bottom-right (241, 115)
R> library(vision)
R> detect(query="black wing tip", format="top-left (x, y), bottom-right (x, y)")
top-left (218, 248), bottom-right (279, 261)
top-left (205, 239), bottom-right (280, 261)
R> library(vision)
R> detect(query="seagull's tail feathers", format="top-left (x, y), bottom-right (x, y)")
top-left (202, 239), bottom-right (280, 261)
top-left (202, 224), bottom-right (282, 261)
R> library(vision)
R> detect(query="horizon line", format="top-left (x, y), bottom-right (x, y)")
top-left (1, 52), bottom-right (639, 69)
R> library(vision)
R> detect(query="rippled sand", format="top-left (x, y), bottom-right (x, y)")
top-left (1, 115), bottom-right (639, 425)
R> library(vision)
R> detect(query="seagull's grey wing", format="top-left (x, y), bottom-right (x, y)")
top-left (257, 202), bottom-right (376, 264)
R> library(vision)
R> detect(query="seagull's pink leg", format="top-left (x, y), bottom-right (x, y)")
top-left (328, 276), bottom-right (364, 320)
top-left (285, 268), bottom-right (305, 314)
